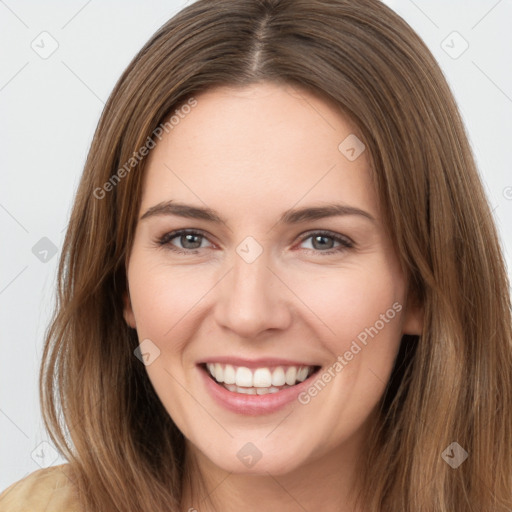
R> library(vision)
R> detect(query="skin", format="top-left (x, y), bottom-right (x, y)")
top-left (123, 81), bottom-right (423, 511)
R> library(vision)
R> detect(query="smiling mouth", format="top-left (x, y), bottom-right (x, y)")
top-left (201, 363), bottom-right (321, 395)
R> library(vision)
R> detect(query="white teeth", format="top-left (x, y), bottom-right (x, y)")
top-left (235, 366), bottom-right (253, 387)
top-left (296, 367), bottom-right (309, 382)
top-left (253, 368), bottom-right (272, 387)
top-left (254, 385), bottom-right (292, 395)
top-left (214, 363), bottom-right (224, 383)
top-left (285, 366), bottom-right (297, 385)
top-left (205, 363), bottom-right (316, 391)
top-left (271, 367), bottom-right (286, 386)
top-left (223, 364), bottom-right (236, 385)
top-left (236, 386), bottom-right (257, 395)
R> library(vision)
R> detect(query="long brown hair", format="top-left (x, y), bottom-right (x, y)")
top-left (40, 0), bottom-right (512, 510)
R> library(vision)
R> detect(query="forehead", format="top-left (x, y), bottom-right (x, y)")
top-left (140, 82), bottom-right (379, 224)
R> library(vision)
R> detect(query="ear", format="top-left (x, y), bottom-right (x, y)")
top-left (401, 290), bottom-right (423, 335)
top-left (123, 291), bottom-right (137, 329)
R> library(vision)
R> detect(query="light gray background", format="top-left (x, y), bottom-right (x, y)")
top-left (1, 0), bottom-right (511, 491)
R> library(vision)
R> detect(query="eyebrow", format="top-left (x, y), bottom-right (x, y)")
top-left (140, 200), bottom-right (375, 225)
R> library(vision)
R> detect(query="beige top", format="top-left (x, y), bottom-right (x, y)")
top-left (0, 464), bottom-right (80, 511)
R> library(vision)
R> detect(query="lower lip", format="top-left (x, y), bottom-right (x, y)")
top-left (199, 365), bottom-right (319, 416)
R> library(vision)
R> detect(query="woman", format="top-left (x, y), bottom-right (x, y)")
top-left (1, 0), bottom-right (511, 510)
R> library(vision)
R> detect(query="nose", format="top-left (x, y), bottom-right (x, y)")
top-left (214, 248), bottom-right (292, 339)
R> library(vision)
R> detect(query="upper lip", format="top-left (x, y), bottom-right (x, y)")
top-left (199, 356), bottom-right (320, 369)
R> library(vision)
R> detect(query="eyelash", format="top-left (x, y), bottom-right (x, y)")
top-left (155, 229), bottom-right (354, 256)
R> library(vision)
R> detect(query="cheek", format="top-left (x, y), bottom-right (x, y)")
top-left (126, 246), bottom-right (407, 457)
top-left (126, 258), bottom-right (208, 420)
top-left (290, 259), bottom-right (405, 354)
top-left (128, 259), bottom-right (213, 342)
top-left (288, 262), bottom-right (405, 444)
top-left (128, 249), bottom-right (406, 356)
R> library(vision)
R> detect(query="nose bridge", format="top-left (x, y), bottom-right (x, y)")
top-left (232, 247), bottom-right (270, 297)
top-left (214, 243), bottom-right (290, 337)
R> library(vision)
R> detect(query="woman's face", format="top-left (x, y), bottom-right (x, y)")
top-left (124, 82), bottom-right (422, 476)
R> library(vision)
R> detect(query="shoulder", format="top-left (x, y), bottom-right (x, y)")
top-left (0, 464), bottom-right (80, 512)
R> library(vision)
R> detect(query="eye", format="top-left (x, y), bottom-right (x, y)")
top-left (156, 229), bottom-right (354, 256)
top-left (297, 231), bottom-right (354, 255)
top-left (157, 229), bottom-right (212, 254)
